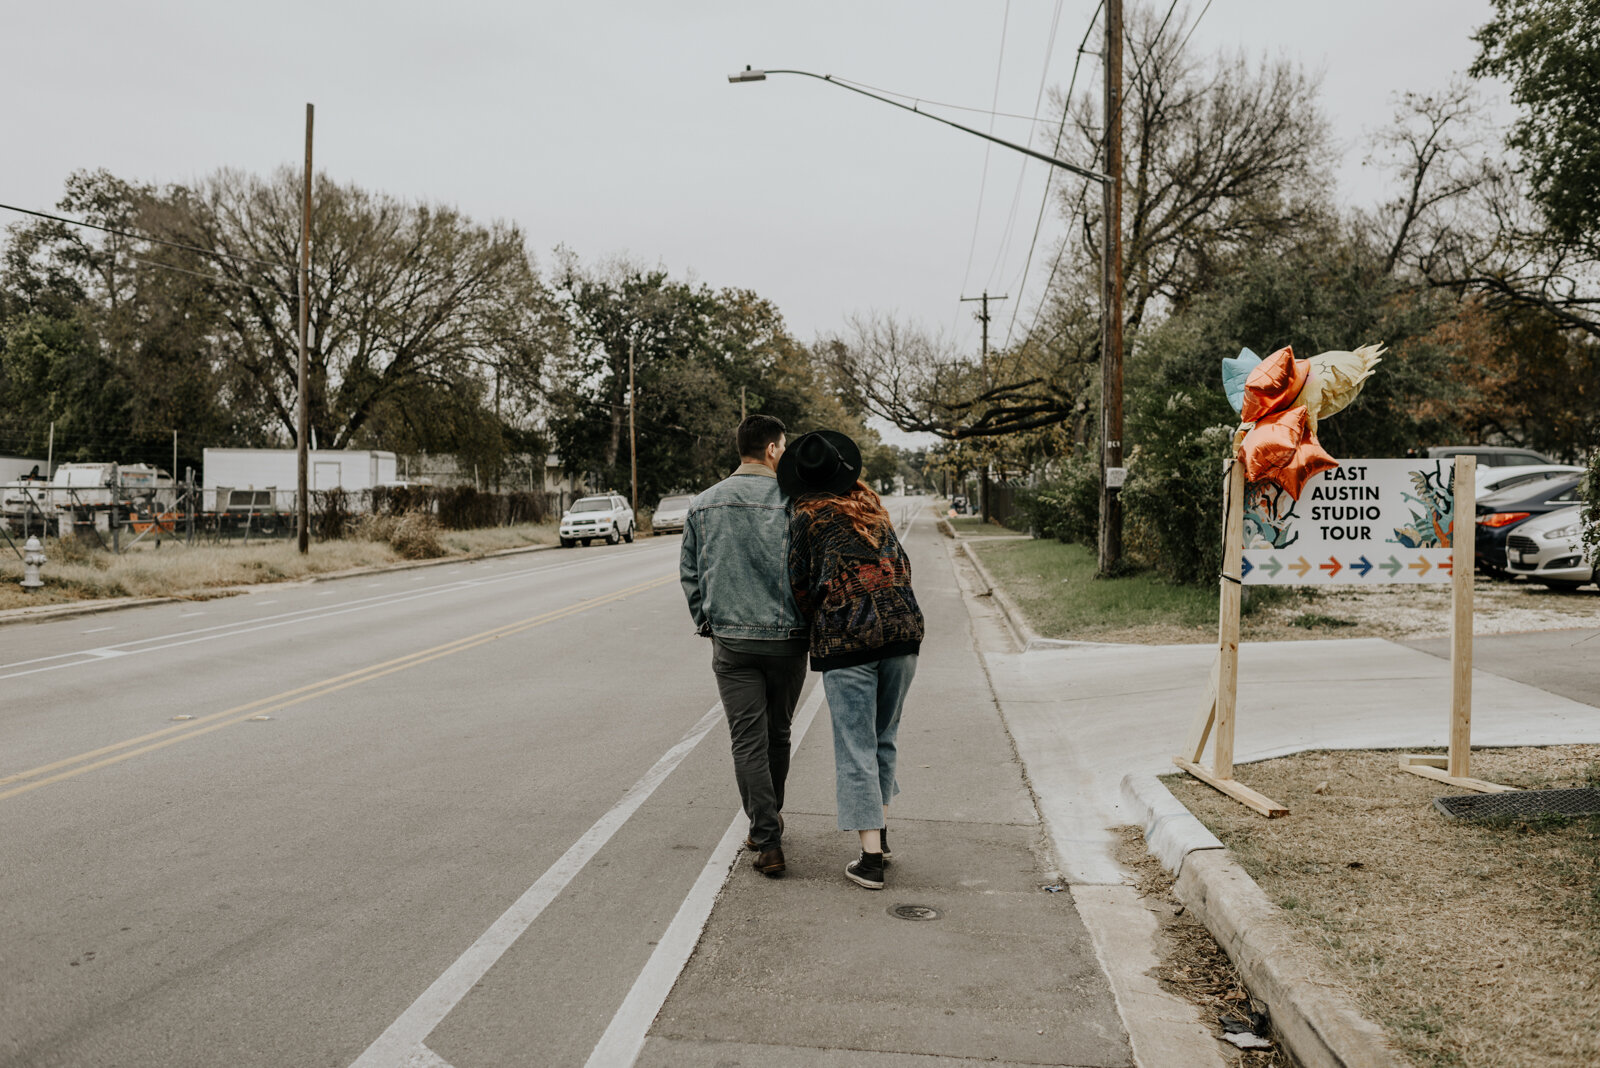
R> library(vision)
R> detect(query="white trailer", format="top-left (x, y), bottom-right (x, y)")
top-left (202, 448), bottom-right (398, 511)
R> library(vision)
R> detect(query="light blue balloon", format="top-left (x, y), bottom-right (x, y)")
top-left (1221, 347), bottom-right (1261, 415)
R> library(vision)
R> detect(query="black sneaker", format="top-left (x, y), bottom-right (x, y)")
top-left (879, 828), bottom-right (892, 862)
top-left (845, 851), bottom-right (885, 890)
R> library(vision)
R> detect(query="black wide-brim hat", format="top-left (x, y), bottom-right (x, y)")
top-left (777, 429), bottom-right (863, 499)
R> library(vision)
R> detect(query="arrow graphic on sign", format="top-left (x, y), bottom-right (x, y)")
top-left (1319, 556), bottom-right (1343, 578)
top-left (1408, 556), bottom-right (1432, 576)
top-left (1438, 558), bottom-right (1452, 575)
top-left (1241, 558), bottom-right (1253, 578)
top-left (1260, 557), bottom-right (1283, 578)
top-left (1350, 555), bottom-right (1373, 578)
top-left (1289, 556), bottom-right (1312, 578)
top-left (1379, 555), bottom-right (1403, 577)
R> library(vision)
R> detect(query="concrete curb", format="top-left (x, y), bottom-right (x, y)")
top-left (0, 540), bottom-right (557, 629)
top-left (956, 540), bottom-right (1043, 650)
top-left (1123, 774), bottom-right (1399, 1068)
top-left (1120, 773), bottom-right (1224, 874)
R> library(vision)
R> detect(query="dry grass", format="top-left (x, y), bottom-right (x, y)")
top-left (1115, 827), bottom-right (1290, 1066)
top-left (0, 522), bottom-right (557, 611)
top-left (1166, 747), bottom-right (1600, 1068)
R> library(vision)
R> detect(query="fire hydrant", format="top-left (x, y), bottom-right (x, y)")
top-left (21, 536), bottom-right (45, 590)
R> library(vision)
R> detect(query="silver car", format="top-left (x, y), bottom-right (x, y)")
top-left (1504, 505), bottom-right (1596, 590)
top-left (558, 494), bottom-right (635, 547)
top-left (651, 494), bottom-right (693, 535)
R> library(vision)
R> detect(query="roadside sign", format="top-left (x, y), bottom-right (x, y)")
top-left (1241, 458), bottom-right (1457, 585)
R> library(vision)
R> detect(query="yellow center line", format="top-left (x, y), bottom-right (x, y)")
top-left (0, 574), bottom-right (674, 803)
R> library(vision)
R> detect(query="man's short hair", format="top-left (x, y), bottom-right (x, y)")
top-left (736, 414), bottom-right (786, 460)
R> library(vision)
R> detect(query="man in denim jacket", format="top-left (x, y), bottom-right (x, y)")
top-left (680, 415), bottom-right (808, 877)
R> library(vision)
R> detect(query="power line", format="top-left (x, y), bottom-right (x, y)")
top-left (1175, 0), bottom-right (1216, 55)
top-left (1011, 0), bottom-right (1197, 350)
top-left (0, 201), bottom-right (287, 272)
top-left (1003, 0), bottom-right (1104, 348)
top-left (982, 0), bottom-right (1067, 293)
top-left (956, 0), bottom-right (1013, 329)
top-left (829, 77), bottom-right (1073, 125)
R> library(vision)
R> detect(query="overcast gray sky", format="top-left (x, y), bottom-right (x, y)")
top-left (6, 1), bottom-right (1505, 372)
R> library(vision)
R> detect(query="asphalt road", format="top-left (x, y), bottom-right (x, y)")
top-left (1403, 626), bottom-right (1600, 710)
top-left (0, 498), bottom-right (920, 1068)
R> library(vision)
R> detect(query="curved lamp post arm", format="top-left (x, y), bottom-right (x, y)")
top-left (728, 67), bottom-right (1109, 185)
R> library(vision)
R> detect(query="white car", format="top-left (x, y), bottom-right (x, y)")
top-left (651, 494), bottom-right (693, 535)
top-left (1503, 505), bottom-right (1595, 590)
top-left (559, 494), bottom-right (635, 547)
top-left (1474, 463), bottom-right (1585, 498)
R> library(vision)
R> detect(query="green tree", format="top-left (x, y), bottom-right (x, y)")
top-left (1473, 0), bottom-right (1600, 244)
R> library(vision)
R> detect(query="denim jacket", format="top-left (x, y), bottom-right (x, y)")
top-left (679, 464), bottom-right (807, 640)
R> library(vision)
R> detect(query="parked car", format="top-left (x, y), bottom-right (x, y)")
top-left (1474, 463), bottom-right (1585, 498)
top-left (1503, 506), bottom-right (1596, 591)
top-left (558, 494), bottom-right (635, 547)
top-left (1474, 475), bottom-right (1584, 575)
top-left (651, 493), bottom-right (693, 535)
top-left (1426, 445), bottom-right (1551, 468)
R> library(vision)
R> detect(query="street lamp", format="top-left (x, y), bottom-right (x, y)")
top-left (727, 68), bottom-right (1109, 184)
top-left (729, 60), bottom-right (1126, 574)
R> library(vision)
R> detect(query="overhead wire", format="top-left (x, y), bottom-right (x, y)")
top-left (1014, 0), bottom-right (1197, 350)
top-left (982, 0), bottom-right (1067, 294)
top-left (1002, 0), bottom-right (1104, 348)
top-left (0, 201), bottom-right (287, 272)
top-left (955, 0), bottom-right (1013, 334)
top-left (827, 77), bottom-right (1070, 125)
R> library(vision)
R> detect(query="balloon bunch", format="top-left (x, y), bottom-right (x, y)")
top-left (1221, 343), bottom-right (1385, 499)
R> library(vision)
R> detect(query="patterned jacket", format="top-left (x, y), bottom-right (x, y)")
top-left (787, 504), bottom-right (924, 671)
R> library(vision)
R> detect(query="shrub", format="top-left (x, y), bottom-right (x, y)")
top-left (355, 509), bottom-right (444, 559)
top-left (1120, 391), bottom-right (1235, 586)
top-left (1018, 449), bottom-right (1100, 547)
top-left (388, 511), bottom-right (445, 559)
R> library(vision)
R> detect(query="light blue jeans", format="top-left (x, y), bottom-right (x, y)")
top-left (823, 655), bottom-right (918, 830)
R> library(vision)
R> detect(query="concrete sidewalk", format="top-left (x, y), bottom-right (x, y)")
top-left (638, 515), bottom-right (1152, 1067)
top-left (987, 633), bottom-right (1600, 886)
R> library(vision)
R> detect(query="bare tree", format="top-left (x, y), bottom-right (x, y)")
top-left (153, 168), bottom-right (553, 448)
top-left (832, 5), bottom-right (1330, 441)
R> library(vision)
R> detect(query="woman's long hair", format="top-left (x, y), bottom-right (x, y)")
top-left (795, 480), bottom-right (889, 545)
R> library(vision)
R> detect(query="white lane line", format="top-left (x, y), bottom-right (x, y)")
top-left (584, 682), bottom-right (827, 1068)
top-left (179, 611), bottom-right (206, 618)
top-left (81, 626), bottom-right (114, 634)
top-left (0, 545), bottom-right (679, 681)
top-left (348, 701), bottom-right (727, 1068)
top-left (257, 600), bottom-right (278, 605)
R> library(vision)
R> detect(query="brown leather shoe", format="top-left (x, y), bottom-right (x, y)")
top-left (752, 846), bottom-right (786, 877)
top-left (746, 813), bottom-right (785, 852)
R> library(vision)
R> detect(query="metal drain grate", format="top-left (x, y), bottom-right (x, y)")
top-left (1434, 787), bottom-right (1600, 821)
top-left (889, 904), bottom-right (941, 921)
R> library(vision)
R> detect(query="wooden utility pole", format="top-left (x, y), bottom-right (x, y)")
top-left (1098, 0), bottom-right (1125, 575)
top-left (740, 385), bottom-right (746, 422)
top-left (628, 333), bottom-right (639, 517)
top-left (297, 103), bottom-right (314, 554)
top-left (959, 291), bottom-right (1008, 522)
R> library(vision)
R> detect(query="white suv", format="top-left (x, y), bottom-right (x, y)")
top-left (559, 495), bottom-right (635, 547)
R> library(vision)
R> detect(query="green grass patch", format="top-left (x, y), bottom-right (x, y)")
top-left (946, 514), bottom-right (1024, 534)
top-left (1289, 611), bottom-right (1357, 629)
top-left (971, 538), bottom-right (1215, 639)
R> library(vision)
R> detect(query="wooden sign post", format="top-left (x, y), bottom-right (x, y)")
top-left (1175, 459), bottom-right (1288, 817)
top-left (1176, 454), bottom-right (1508, 817)
top-left (1398, 455), bottom-right (1513, 793)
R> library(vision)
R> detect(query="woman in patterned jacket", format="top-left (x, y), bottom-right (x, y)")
top-left (780, 430), bottom-right (924, 891)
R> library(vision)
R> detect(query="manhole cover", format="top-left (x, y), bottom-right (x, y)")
top-left (889, 904), bottom-right (941, 921)
top-left (1434, 787), bottom-right (1600, 821)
